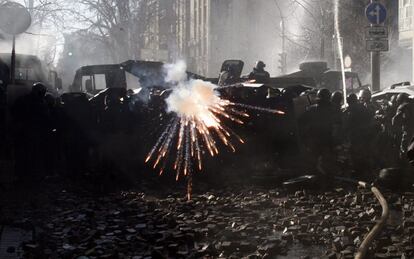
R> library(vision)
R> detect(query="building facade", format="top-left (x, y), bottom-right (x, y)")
top-left (141, 0), bottom-right (281, 77)
top-left (399, 0), bottom-right (412, 47)
top-left (399, 0), bottom-right (414, 81)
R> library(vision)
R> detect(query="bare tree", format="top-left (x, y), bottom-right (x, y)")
top-left (65, 0), bottom-right (152, 62)
top-left (288, 0), bottom-right (379, 77)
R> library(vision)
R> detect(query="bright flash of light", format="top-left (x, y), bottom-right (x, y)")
top-left (145, 61), bottom-right (285, 199)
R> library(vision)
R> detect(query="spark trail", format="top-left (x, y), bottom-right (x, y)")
top-left (334, 0), bottom-right (347, 104)
top-left (145, 61), bottom-right (285, 200)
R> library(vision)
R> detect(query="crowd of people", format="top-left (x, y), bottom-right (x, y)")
top-left (1, 80), bottom-right (414, 188)
top-left (298, 87), bottom-right (414, 182)
top-left (3, 83), bottom-right (140, 185)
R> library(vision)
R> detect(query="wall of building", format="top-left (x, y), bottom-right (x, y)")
top-left (397, 0), bottom-right (413, 84)
top-left (399, 0), bottom-right (412, 46)
top-left (73, 0), bottom-right (282, 78)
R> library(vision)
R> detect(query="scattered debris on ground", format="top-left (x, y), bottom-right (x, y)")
top-left (1, 182), bottom-right (413, 259)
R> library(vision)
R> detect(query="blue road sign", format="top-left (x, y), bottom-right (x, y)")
top-left (365, 2), bottom-right (387, 25)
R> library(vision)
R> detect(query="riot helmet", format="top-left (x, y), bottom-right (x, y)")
top-left (255, 61), bottom-right (266, 70)
top-left (358, 89), bottom-right (372, 103)
top-left (316, 88), bottom-right (331, 103)
top-left (347, 93), bottom-right (358, 105)
top-left (396, 93), bottom-right (409, 105)
top-left (331, 91), bottom-right (343, 106)
top-left (32, 82), bottom-right (47, 98)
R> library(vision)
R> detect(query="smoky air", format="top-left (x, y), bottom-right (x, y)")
top-left (0, 1), bottom-right (413, 259)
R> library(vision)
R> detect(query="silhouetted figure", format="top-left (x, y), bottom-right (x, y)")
top-left (60, 92), bottom-right (93, 177)
top-left (407, 138), bottom-right (414, 166)
top-left (343, 93), bottom-right (375, 174)
top-left (372, 96), bottom-right (401, 168)
top-left (248, 61), bottom-right (270, 83)
top-left (331, 91), bottom-right (343, 146)
top-left (218, 65), bottom-right (237, 86)
top-left (375, 95), bottom-right (397, 134)
top-left (44, 93), bottom-right (60, 175)
top-left (299, 88), bottom-right (334, 174)
top-left (0, 83), bottom-right (6, 157)
top-left (0, 60), bottom-right (8, 158)
top-left (100, 89), bottom-right (131, 134)
top-left (93, 89), bottom-right (133, 191)
top-left (11, 83), bottom-right (52, 181)
top-left (392, 93), bottom-right (414, 157)
top-left (358, 89), bottom-right (378, 117)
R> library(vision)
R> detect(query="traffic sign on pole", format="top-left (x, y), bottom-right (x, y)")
top-left (0, 2), bottom-right (31, 35)
top-left (0, 2), bottom-right (32, 85)
top-left (365, 26), bottom-right (388, 38)
top-left (366, 39), bottom-right (389, 52)
top-left (365, 2), bottom-right (387, 25)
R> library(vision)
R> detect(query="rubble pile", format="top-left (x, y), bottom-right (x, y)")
top-left (5, 186), bottom-right (414, 259)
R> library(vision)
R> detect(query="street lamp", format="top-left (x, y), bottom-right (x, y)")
top-left (274, 0), bottom-right (287, 74)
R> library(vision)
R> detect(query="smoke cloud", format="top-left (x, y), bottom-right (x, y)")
top-left (164, 61), bottom-right (221, 128)
top-left (164, 60), bottom-right (187, 83)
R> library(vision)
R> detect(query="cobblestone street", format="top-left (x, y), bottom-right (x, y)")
top-left (1, 180), bottom-right (413, 259)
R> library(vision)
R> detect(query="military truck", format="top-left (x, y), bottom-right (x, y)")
top-left (214, 60), bottom-right (364, 93)
top-left (0, 53), bottom-right (62, 104)
top-left (69, 60), bottom-right (203, 97)
top-left (277, 61), bottom-right (363, 93)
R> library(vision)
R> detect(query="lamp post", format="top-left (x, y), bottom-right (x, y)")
top-left (274, 0), bottom-right (287, 74)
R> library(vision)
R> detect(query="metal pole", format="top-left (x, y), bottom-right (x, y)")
top-left (370, 0), bottom-right (380, 92)
top-left (281, 19), bottom-right (287, 74)
top-left (11, 35), bottom-right (16, 84)
top-left (28, 0), bottom-right (34, 54)
top-left (320, 8), bottom-right (325, 60)
top-left (29, 0), bottom-right (34, 11)
top-left (371, 51), bottom-right (380, 91)
top-left (320, 36), bottom-right (325, 60)
top-left (274, 0), bottom-right (286, 74)
top-left (281, 20), bottom-right (285, 56)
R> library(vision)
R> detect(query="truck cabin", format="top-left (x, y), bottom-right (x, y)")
top-left (321, 71), bottom-right (362, 93)
top-left (70, 64), bottom-right (126, 96)
top-left (0, 53), bottom-right (47, 85)
top-left (71, 60), bottom-right (204, 96)
top-left (0, 58), bottom-right (9, 87)
top-left (0, 53), bottom-right (61, 90)
top-left (0, 54), bottom-right (61, 105)
top-left (321, 71), bottom-right (362, 94)
top-left (277, 62), bottom-right (362, 93)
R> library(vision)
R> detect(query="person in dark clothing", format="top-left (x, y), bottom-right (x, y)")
top-left (343, 93), bottom-right (376, 174)
top-left (358, 89), bottom-right (378, 117)
top-left (392, 94), bottom-right (414, 157)
top-left (331, 91), bottom-right (343, 111)
top-left (0, 82), bottom-right (6, 158)
top-left (248, 61), bottom-right (270, 83)
top-left (375, 95), bottom-right (398, 133)
top-left (11, 83), bottom-right (52, 181)
top-left (331, 91), bottom-right (344, 146)
top-left (391, 94), bottom-right (409, 148)
top-left (93, 89), bottom-right (133, 191)
top-left (100, 89), bottom-right (132, 135)
top-left (44, 93), bottom-right (61, 175)
top-left (373, 96), bottom-right (402, 168)
top-left (218, 65), bottom-right (237, 86)
top-left (60, 92), bottom-right (94, 177)
top-left (299, 88), bottom-right (335, 174)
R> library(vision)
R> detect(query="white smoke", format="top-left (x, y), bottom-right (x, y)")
top-left (164, 61), bottom-right (222, 128)
top-left (164, 60), bottom-right (187, 83)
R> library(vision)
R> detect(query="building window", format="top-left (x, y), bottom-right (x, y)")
top-left (400, 0), bottom-right (413, 32)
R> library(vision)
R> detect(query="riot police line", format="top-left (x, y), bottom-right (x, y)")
top-left (0, 81), bottom-right (413, 189)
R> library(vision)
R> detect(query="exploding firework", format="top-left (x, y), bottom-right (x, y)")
top-left (145, 61), bottom-right (284, 200)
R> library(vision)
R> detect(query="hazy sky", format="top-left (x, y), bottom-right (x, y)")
top-left (0, 0), bottom-right (89, 66)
